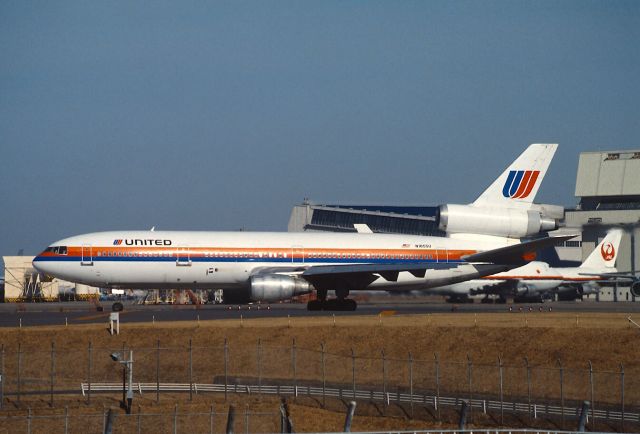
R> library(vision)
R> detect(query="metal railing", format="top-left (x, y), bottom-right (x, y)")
top-left (79, 381), bottom-right (639, 424)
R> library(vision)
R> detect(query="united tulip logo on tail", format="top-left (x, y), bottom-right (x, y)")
top-left (601, 242), bottom-right (615, 261)
top-left (502, 170), bottom-right (540, 199)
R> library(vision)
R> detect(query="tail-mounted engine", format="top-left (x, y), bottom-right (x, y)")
top-left (250, 274), bottom-right (312, 302)
top-left (438, 204), bottom-right (558, 238)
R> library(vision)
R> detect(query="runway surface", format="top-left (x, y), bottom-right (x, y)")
top-left (0, 299), bottom-right (639, 327)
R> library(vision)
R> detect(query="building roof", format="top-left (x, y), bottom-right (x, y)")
top-left (575, 150), bottom-right (640, 198)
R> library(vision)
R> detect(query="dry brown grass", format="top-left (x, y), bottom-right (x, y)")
top-left (0, 312), bottom-right (637, 432)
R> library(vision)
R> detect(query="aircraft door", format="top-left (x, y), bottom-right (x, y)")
top-left (435, 247), bottom-right (448, 263)
top-left (291, 245), bottom-right (304, 264)
top-left (81, 244), bottom-right (93, 266)
top-left (176, 247), bottom-right (192, 266)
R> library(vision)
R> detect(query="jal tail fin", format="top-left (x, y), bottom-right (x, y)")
top-left (472, 144), bottom-right (558, 209)
top-left (580, 229), bottom-right (623, 269)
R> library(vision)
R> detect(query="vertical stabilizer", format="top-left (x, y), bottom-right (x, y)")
top-left (580, 229), bottom-right (623, 270)
top-left (472, 144), bottom-right (558, 209)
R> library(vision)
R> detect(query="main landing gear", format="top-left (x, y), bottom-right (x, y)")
top-left (307, 289), bottom-right (357, 311)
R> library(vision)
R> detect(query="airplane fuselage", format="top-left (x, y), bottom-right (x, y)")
top-left (33, 230), bottom-right (513, 293)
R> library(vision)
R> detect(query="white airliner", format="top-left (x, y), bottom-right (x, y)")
top-left (32, 143), bottom-right (568, 310)
top-left (427, 229), bottom-right (624, 303)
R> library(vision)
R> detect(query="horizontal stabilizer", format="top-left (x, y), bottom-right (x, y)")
top-left (462, 235), bottom-right (577, 265)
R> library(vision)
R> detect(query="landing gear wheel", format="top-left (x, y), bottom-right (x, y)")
top-left (307, 299), bottom-right (324, 311)
top-left (112, 302), bottom-right (124, 312)
top-left (344, 299), bottom-right (357, 311)
top-left (318, 298), bottom-right (357, 311)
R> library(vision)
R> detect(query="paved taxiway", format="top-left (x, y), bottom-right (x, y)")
top-left (0, 300), bottom-right (639, 327)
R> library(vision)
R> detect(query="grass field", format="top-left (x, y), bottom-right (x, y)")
top-left (0, 311), bottom-right (637, 432)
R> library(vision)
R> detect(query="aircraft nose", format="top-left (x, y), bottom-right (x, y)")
top-left (32, 255), bottom-right (49, 274)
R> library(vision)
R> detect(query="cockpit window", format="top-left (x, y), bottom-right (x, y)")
top-left (46, 246), bottom-right (68, 255)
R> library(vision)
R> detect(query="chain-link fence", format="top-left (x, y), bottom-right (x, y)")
top-left (0, 340), bottom-right (637, 430)
top-left (0, 407), bottom-right (280, 434)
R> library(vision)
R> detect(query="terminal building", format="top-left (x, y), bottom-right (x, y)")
top-left (289, 149), bottom-right (640, 302)
top-left (565, 150), bottom-right (640, 302)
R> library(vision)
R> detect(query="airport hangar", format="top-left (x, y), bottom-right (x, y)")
top-left (288, 149), bottom-right (640, 302)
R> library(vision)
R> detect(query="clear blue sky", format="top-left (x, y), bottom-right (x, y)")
top-left (1, 1), bottom-right (639, 255)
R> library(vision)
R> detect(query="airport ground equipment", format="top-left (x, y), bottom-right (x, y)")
top-left (109, 350), bottom-right (134, 414)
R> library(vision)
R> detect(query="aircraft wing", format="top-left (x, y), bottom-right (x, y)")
top-left (299, 235), bottom-right (574, 292)
top-left (302, 262), bottom-right (458, 288)
top-left (461, 235), bottom-right (576, 265)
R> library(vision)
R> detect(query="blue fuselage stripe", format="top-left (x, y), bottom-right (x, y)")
top-left (33, 256), bottom-right (461, 265)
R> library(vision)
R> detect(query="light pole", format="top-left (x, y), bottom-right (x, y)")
top-left (111, 350), bottom-right (133, 414)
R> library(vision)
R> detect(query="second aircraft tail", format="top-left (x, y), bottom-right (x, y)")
top-left (580, 229), bottom-right (624, 270)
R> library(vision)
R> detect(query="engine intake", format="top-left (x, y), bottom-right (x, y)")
top-left (250, 275), bottom-right (312, 302)
top-left (631, 281), bottom-right (640, 298)
top-left (438, 204), bottom-right (558, 238)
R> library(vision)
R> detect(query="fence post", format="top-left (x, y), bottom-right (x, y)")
top-left (156, 339), bottom-right (160, 404)
top-left (458, 400), bottom-right (469, 431)
top-left (121, 342), bottom-right (126, 408)
top-left (17, 342), bottom-right (21, 405)
top-left (189, 338), bottom-right (193, 401)
top-left (620, 363), bottom-right (625, 432)
top-left (0, 344), bottom-right (3, 410)
top-left (245, 404), bottom-right (249, 434)
top-left (351, 348), bottom-right (356, 400)
top-left (173, 404), bottom-right (178, 434)
top-left (343, 401), bottom-right (356, 432)
top-left (578, 400), bottom-right (590, 432)
top-left (557, 358), bottom-right (564, 429)
top-left (210, 404), bottom-right (215, 434)
top-left (467, 354), bottom-right (472, 421)
top-left (224, 338), bottom-right (229, 401)
top-left (588, 360), bottom-right (595, 430)
top-left (498, 356), bottom-right (503, 425)
top-left (257, 339), bottom-right (262, 396)
top-left (291, 338), bottom-right (297, 397)
top-left (226, 405), bottom-right (235, 434)
top-left (87, 341), bottom-right (92, 404)
top-left (104, 407), bottom-right (116, 434)
top-left (321, 343), bottom-right (326, 408)
top-left (524, 356), bottom-right (531, 423)
top-left (50, 342), bottom-right (55, 406)
top-left (434, 353), bottom-right (440, 420)
top-left (381, 350), bottom-right (387, 410)
top-left (409, 352), bottom-right (414, 419)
